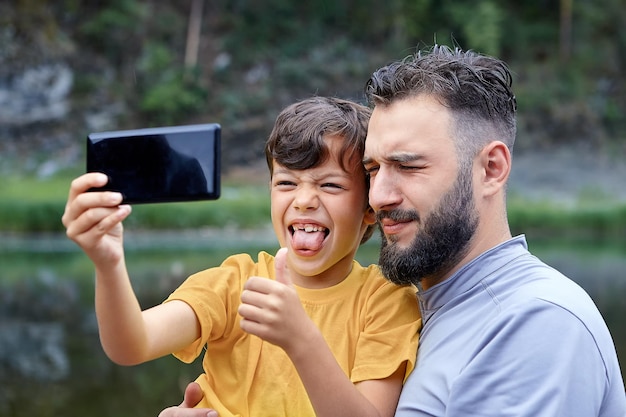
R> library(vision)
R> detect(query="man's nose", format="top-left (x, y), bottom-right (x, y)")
top-left (368, 168), bottom-right (402, 212)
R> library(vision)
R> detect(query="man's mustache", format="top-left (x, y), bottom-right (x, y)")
top-left (376, 209), bottom-right (420, 224)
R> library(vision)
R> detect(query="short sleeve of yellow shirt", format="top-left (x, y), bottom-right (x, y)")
top-left (165, 251), bottom-right (420, 417)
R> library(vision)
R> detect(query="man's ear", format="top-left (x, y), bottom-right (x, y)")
top-left (478, 141), bottom-right (511, 197)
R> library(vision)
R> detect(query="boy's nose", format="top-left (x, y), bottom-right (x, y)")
top-left (293, 187), bottom-right (319, 211)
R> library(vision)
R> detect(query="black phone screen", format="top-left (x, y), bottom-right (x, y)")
top-left (87, 123), bottom-right (221, 204)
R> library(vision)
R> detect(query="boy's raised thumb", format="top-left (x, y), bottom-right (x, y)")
top-left (181, 382), bottom-right (204, 407)
top-left (274, 247), bottom-right (292, 286)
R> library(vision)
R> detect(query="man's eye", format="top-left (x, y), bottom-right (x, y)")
top-left (400, 165), bottom-right (423, 171)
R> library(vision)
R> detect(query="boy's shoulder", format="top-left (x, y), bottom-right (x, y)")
top-left (352, 261), bottom-right (416, 295)
top-left (191, 251), bottom-right (269, 280)
top-left (353, 261), bottom-right (383, 279)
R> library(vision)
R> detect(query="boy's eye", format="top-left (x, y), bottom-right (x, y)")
top-left (322, 183), bottom-right (344, 189)
top-left (275, 180), bottom-right (296, 187)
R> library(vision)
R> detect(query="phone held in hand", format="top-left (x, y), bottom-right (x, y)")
top-left (87, 123), bottom-right (221, 204)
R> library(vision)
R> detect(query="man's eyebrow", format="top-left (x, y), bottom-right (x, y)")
top-left (363, 153), bottom-right (424, 165)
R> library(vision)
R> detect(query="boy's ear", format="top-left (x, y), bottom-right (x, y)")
top-left (364, 206), bottom-right (376, 225)
top-left (478, 141), bottom-right (511, 197)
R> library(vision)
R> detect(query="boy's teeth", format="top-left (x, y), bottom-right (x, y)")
top-left (294, 224), bottom-right (326, 233)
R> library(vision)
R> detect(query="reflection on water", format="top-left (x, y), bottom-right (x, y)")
top-left (0, 232), bottom-right (624, 416)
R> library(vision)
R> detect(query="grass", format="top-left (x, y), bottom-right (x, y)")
top-left (0, 173), bottom-right (271, 232)
top-left (1, 173), bottom-right (625, 241)
top-left (507, 196), bottom-right (626, 242)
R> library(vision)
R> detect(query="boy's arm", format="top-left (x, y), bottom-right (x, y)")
top-left (63, 173), bottom-right (200, 365)
top-left (286, 325), bottom-right (404, 417)
top-left (239, 249), bottom-right (400, 417)
top-left (95, 264), bottom-right (200, 365)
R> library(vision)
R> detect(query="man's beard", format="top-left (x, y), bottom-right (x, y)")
top-left (377, 169), bottom-right (478, 286)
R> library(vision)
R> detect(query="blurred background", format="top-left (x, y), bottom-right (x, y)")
top-left (1, 1), bottom-right (624, 416)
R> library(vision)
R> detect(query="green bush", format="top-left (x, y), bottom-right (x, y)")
top-left (135, 42), bottom-right (208, 125)
top-left (78, 0), bottom-right (148, 64)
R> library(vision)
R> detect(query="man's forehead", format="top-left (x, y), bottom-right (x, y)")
top-left (365, 100), bottom-right (455, 158)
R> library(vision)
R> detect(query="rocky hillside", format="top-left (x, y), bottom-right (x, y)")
top-left (1, 1), bottom-right (624, 187)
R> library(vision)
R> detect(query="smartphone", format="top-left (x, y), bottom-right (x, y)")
top-left (87, 123), bottom-right (221, 204)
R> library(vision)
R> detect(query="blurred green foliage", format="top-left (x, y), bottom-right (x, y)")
top-left (136, 43), bottom-right (208, 124)
top-left (4, 0), bottom-right (624, 143)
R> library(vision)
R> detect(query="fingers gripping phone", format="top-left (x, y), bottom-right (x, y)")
top-left (87, 123), bottom-right (221, 204)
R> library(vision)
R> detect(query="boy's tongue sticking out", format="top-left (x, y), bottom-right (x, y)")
top-left (291, 225), bottom-right (327, 251)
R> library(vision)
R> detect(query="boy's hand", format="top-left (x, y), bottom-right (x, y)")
top-left (239, 248), bottom-right (317, 354)
top-left (157, 382), bottom-right (218, 417)
top-left (272, 247), bottom-right (290, 286)
top-left (61, 172), bottom-right (132, 268)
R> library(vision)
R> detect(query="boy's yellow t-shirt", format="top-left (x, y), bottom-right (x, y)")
top-left (165, 251), bottom-right (420, 417)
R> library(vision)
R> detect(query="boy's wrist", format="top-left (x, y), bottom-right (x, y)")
top-left (94, 258), bottom-right (128, 282)
top-left (284, 322), bottom-right (323, 362)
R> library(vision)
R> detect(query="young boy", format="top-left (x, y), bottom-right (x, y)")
top-left (62, 97), bottom-right (420, 417)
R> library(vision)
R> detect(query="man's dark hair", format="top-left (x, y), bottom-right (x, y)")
top-left (365, 45), bottom-right (517, 161)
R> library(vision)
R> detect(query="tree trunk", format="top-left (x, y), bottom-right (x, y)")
top-left (185, 0), bottom-right (205, 68)
top-left (560, 0), bottom-right (572, 63)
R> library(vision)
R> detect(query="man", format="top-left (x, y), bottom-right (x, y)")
top-left (160, 45), bottom-right (626, 416)
top-left (362, 45), bottom-right (625, 416)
